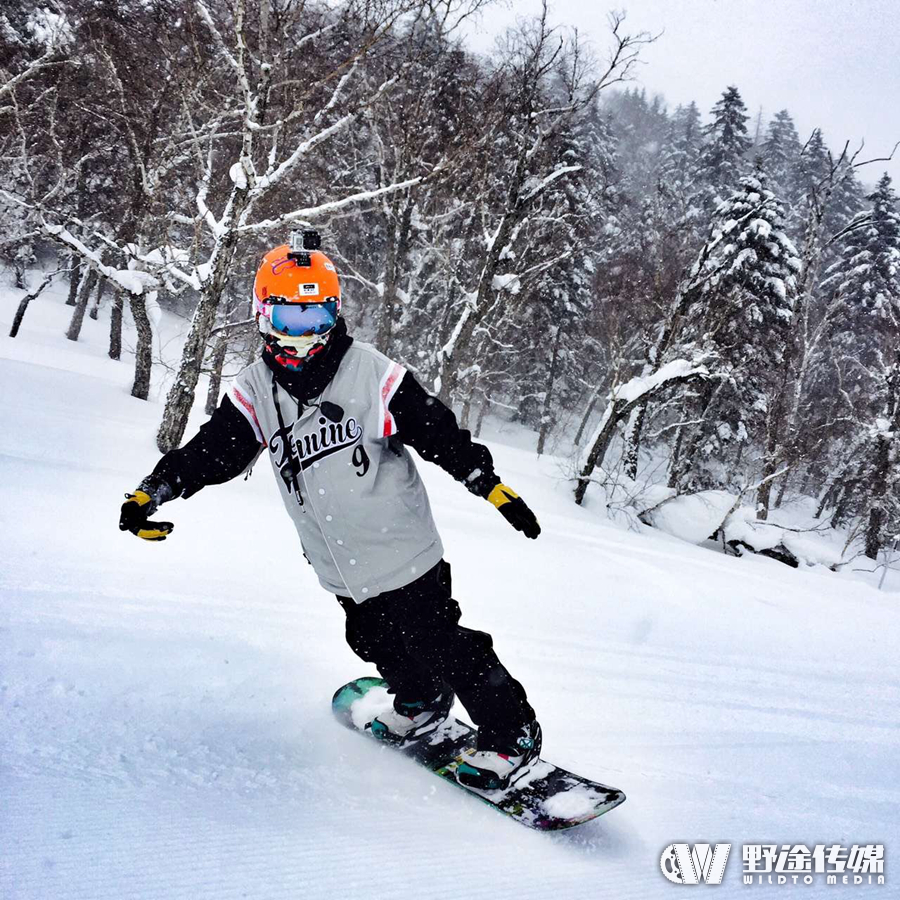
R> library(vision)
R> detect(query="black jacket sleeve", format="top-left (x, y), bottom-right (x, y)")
top-left (149, 395), bottom-right (262, 500)
top-left (388, 371), bottom-right (500, 498)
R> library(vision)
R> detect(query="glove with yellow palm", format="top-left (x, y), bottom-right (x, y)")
top-left (119, 477), bottom-right (175, 541)
top-left (487, 483), bottom-right (541, 539)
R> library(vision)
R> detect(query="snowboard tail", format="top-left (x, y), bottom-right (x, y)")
top-left (332, 676), bottom-right (626, 831)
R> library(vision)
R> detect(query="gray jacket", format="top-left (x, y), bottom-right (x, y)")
top-left (231, 342), bottom-right (443, 601)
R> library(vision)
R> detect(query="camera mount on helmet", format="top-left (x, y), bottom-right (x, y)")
top-left (287, 229), bottom-right (321, 267)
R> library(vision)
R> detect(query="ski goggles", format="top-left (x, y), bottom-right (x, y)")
top-left (265, 299), bottom-right (339, 336)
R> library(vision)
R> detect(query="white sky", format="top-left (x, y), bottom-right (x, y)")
top-left (463, 0), bottom-right (900, 187)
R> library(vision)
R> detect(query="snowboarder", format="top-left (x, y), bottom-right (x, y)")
top-left (119, 232), bottom-right (543, 789)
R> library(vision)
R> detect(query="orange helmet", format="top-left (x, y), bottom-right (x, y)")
top-left (253, 244), bottom-right (341, 314)
top-left (253, 238), bottom-right (343, 366)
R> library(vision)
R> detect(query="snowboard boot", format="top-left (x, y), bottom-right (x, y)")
top-left (369, 690), bottom-right (454, 744)
top-left (455, 719), bottom-right (542, 791)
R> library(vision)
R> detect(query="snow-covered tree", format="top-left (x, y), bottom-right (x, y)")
top-left (699, 86), bottom-right (751, 205)
top-left (669, 172), bottom-right (800, 491)
top-left (803, 174), bottom-right (900, 553)
top-left (761, 109), bottom-right (801, 205)
top-left (325, 28), bottom-right (485, 359)
top-left (658, 102), bottom-right (703, 205)
top-left (525, 103), bottom-right (619, 454)
top-left (824, 174), bottom-right (900, 360)
top-left (758, 138), bottom-right (870, 517)
top-left (436, 10), bottom-right (650, 406)
top-left (600, 87), bottom-right (668, 199)
top-left (0, 4), bottom-right (73, 291)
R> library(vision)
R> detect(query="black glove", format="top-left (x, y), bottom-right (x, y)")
top-left (487, 483), bottom-right (541, 539)
top-left (119, 477), bottom-right (174, 541)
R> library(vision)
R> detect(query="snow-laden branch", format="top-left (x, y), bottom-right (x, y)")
top-left (0, 13), bottom-right (72, 101)
top-left (0, 54), bottom-right (67, 100)
top-left (329, 250), bottom-right (384, 295)
top-left (311, 59), bottom-right (358, 129)
top-left (131, 245), bottom-right (202, 291)
top-left (296, 22), bottom-right (337, 51)
top-left (241, 174), bottom-right (427, 233)
top-left (439, 292), bottom-right (478, 359)
top-left (43, 224), bottom-right (158, 295)
top-left (210, 317), bottom-right (255, 336)
top-left (574, 359), bottom-right (709, 503)
top-left (608, 358), bottom-right (708, 419)
top-left (254, 110), bottom-right (357, 192)
top-left (197, 176), bottom-right (225, 238)
top-left (0, 187), bottom-right (32, 211)
top-left (519, 165), bottom-right (581, 206)
top-left (195, 1), bottom-right (240, 80)
top-left (255, 72), bottom-right (399, 193)
top-left (231, 0), bottom-right (255, 117)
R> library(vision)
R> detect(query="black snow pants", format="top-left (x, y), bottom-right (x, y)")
top-left (336, 560), bottom-right (534, 734)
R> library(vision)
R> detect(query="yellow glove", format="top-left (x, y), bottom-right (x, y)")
top-left (119, 489), bottom-right (174, 541)
top-left (487, 483), bottom-right (541, 539)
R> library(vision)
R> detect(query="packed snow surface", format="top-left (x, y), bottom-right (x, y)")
top-left (2, 284), bottom-right (899, 898)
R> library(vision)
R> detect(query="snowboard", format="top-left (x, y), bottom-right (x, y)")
top-left (332, 676), bottom-right (626, 831)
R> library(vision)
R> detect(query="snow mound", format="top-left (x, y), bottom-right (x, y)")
top-left (723, 507), bottom-right (844, 568)
top-left (782, 533), bottom-right (844, 568)
top-left (632, 482), bottom-right (677, 515)
top-left (641, 490), bottom-right (737, 544)
top-left (723, 507), bottom-right (784, 551)
top-left (229, 161), bottom-right (248, 189)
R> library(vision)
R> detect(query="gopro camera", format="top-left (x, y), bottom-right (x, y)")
top-left (288, 230), bottom-right (321, 266)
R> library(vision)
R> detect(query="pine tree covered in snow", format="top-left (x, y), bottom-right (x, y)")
top-left (652, 101), bottom-right (707, 296)
top-left (658, 102), bottom-right (704, 210)
top-left (825, 174), bottom-right (900, 464)
top-left (812, 175), bottom-right (900, 553)
top-left (601, 88), bottom-right (669, 199)
top-left (789, 130), bottom-right (864, 248)
top-left (761, 109), bottom-right (802, 206)
top-left (823, 173), bottom-right (900, 349)
top-left (671, 172), bottom-right (800, 491)
top-left (699, 86), bottom-right (752, 205)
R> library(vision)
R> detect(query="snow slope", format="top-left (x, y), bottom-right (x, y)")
top-left (2, 285), bottom-right (898, 898)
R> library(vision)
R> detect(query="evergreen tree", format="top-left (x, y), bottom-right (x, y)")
top-left (825, 161), bottom-right (866, 245)
top-left (602, 87), bottom-right (669, 198)
top-left (509, 101), bottom-right (620, 452)
top-left (818, 172), bottom-right (900, 432)
top-left (654, 101), bottom-right (707, 279)
top-left (792, 129), bottom-right (830, 197)
top-left (761, 109), bottom-right (801, 205)
top-left (789, 128), bottom-right (864, 245)
top-left (672, 172), bottom-right (800, 490)
top-left (824, 173), bottom-right (900, 340)
top-left (699, 86), bottom-right (751, 204)
top-left (658, 102), bottom-right (704, 216)
top-left (818, 174), bottom-right (900, 555)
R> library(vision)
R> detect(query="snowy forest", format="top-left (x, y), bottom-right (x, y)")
top-left (3, 0), bottom-right (900, 563)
